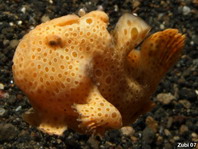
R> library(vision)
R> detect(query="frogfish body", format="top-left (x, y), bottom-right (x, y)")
top-left (12, 11), bottom-right (185, 135)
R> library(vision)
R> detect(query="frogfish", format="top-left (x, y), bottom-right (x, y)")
top-left (12, 11), bottom-right (185, 135)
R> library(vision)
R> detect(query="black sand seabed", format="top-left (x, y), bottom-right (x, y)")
top-left (0, 0), bottom-right (197, 149)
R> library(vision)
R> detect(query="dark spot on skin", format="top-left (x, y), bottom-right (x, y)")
top-left (46, 35), bottom-right (64, 48)
top-left (49, 40), bottom-right (60, 46)
top-left (148, 51), bottom-right (153, 56)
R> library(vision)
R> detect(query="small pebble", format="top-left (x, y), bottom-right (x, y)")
top-left (164, 143), bottom-right (172, 149)
top-left (179, 99), bottom-right (191, 109)
top-left (0, 107), bottom-right (6, 116)
top-left (190, 41), bottom-right (194, 45)
top-left (10, 80), bottom-right (14, 84)
top-left (120, 126), bottom-right (135, 136)
top-left (179, 125), bottom-right (188, 134)
top-left (3, 40), bottom-right (9, 46)
top-left (191, 132), bottom-right (197, 138)
top-left (192, 35), bottom-right (198, 45)
top-left (88, 136), bottom-right (100, 149)
top-left (16, 94), bottom-right (23, 100)
top-left (78, 8), bottom-right (86, 16)
top-left (179, 88), bottom-right (197, 101)
top-left (0, 91), bottom-right (9, 98)
top-left (41, 15), bottom-right (50, 23)
top-left (17, 20), bottom-right (23, 25)
top-left (143, 127), bottom-right (155, 144)
top-left (131, 136), bottom-right (138, 142)
top-left (142, 144), bottom-right (151, 149)
top-left (8, 95), bottom-right (17, 104)
top-left (97, 5), bottom-right (104, 11)
top-left (196, 90), bottom-right (198, 95)
top-left (114, 5), bottom-right (119, 12)
top-left (173, 115), bottom-right (186, 124)
top-left (57, 139), bottom-right (62, 144)
top-left (145, 116), bottom-right (158, 133)
top-left (20, 7), bottom-right (26, 13)
top-left (156, 93), bottom-right (175, 104)
top-left (160, 24), bottom-right (165, 29)
top-left (167, 117), bottom-right (173, 128)
top-left (132, 0), bottom-right (141, 8)
top-left (15, 106), bottom-right (22, 112)
top-left (29, 26), bottom-right (35, 30)
top-left (48, 0), bottom-right (53, 4)
top-left (9, 22), bottom-right (14, 26)
top-left (164, 129), bottom-right (171, 136)
top-left (0, 123), bottom-right (19, 141)
top-left (173, 136), bottom-right (180, 141)
top-left (0, 83), bottom-right (4, 90)
top-left (156, 135), bottom-right (163, 145)
top-left (10, 40), bottom-right (19, 49)
top-left (133, 13), bottom-right (138, 16)
top-left (182, 6), bottom-right (191, 15)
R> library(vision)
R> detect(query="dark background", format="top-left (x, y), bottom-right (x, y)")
top-left (0, 0), bottom-right (197, 148)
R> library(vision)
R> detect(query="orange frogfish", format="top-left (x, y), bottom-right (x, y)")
top-left (12, 11), bottom-right (185, 135)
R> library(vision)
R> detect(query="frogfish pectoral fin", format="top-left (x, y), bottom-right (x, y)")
top-left (23, 108), bottom-right (68, 136)
top-left (72, 86), bottom-right (122, 135)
